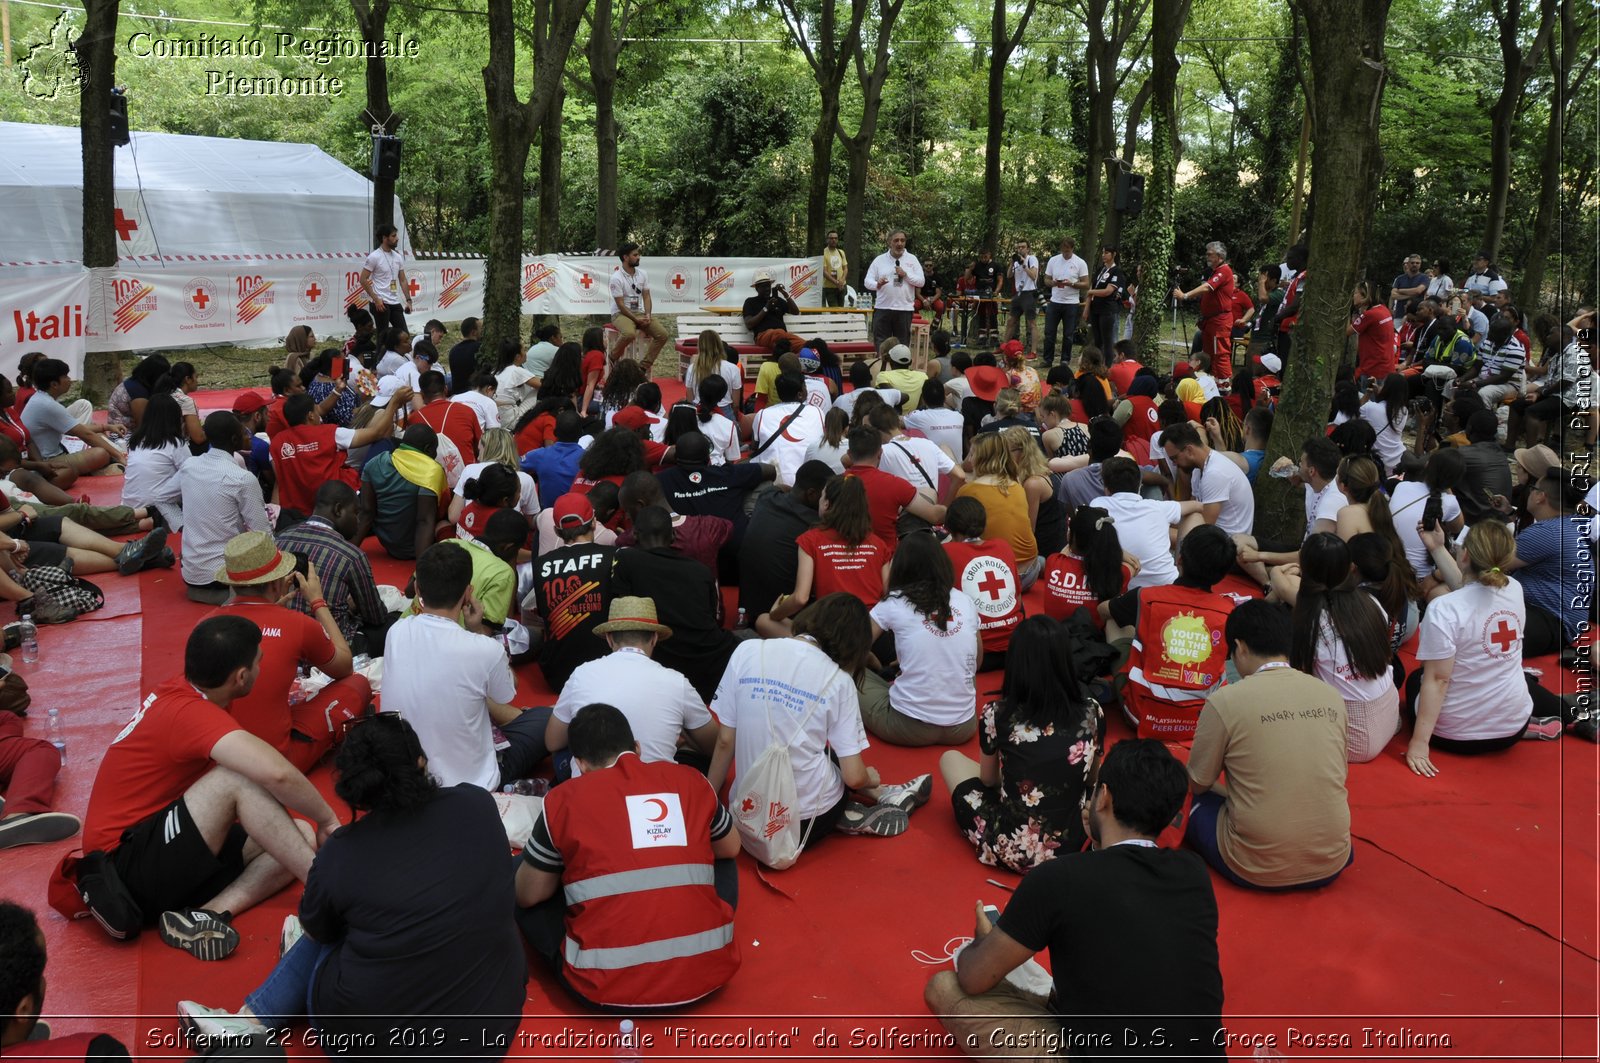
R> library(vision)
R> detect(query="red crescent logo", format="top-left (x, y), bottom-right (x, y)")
top-left (645, 798), bottom-right (669, 822)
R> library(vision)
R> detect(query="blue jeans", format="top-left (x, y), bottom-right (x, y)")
top-left (243, 935), bottom-right (333, 1028)
top-left (1041, 301), bottom-right (1081, 367)
top-left (1184, 791), bottom-right (1351, 891)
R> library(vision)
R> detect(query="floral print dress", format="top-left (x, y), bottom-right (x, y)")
top-left (950, 696), bottom-right (1104, 873)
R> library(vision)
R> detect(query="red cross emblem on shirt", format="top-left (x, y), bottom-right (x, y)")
top-left (190, 288), bottom-right (209, 310)
top-left (113, 209), bottom-right (138, 241)
top-left (406, 277), bottom-right (421, 298)
top-left (670, 272), bottom-right (687, 290)
top-left (975, 569), bottom-right (1008, 601)
top-left (579, 273), bottom-right (594, 290)
top-left (1489, 619), bottom-right (1518, 653)
top-left (305, 282), bottom-right (323, 302)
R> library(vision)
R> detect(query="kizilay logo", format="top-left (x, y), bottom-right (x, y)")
top-left (22, 12), bottom-right (80, 102)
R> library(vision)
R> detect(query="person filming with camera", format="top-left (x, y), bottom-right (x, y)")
top-left (743, 271), bottom-right (807, 351)
top-left (1003, 239), bottom-right (1040, 354)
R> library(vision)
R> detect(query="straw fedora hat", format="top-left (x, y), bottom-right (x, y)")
top-left (214, 531), bottom-right (298, 586)
top-left (591, 596), bottom-right (673, 639)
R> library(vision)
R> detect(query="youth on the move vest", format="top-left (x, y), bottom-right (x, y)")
top-left (1126, 584), bottom-right (1236, 740)
top-left (270, 423), bottom-right (357, 514)
top-left (543, 754), bottom-right (740, 1008)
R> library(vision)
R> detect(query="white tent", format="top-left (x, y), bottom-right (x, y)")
top-left (0, 121), bottom-right (408, 263)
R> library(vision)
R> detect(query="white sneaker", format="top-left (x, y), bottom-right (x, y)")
top-left (176, 1001), bottom-right (266, 1041)
top-left (279, 914), bottom-right (304, 957)
top-left (878, 774), bottom-right (933, 814)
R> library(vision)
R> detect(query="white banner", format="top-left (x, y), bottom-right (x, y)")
top-left (0, 268), bottom-right (90, 376)
top-left (0, 254), bottom-right (825, 357)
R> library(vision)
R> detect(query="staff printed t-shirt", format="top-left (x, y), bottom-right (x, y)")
top-left (82, 677), bottom-right (243, 852)
top-left (712, 637), bottom-right (869, 819)
top-left (1413, 581), bottom-right (1532, 741)
top-left (1041, 551), bottom-right (1131, 627)
top-left (869, 590), bottom-right (979, 726)
top-left (797, 528), bottom-right (890, 607)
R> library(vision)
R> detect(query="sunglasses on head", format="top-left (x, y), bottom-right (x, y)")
top-left (339, 709), bottom-right (402, 738)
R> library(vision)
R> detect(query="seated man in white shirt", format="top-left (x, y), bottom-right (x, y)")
top-left (382, 542), bottom-right (550, 789)
top-left (1089, 457), bottom-right (1203, 590)
top-left (451, 372), bottom-right (502, 433)
top-left (544, 596), bottom-right (719, 780)
top-left (1161, 421), bottom-right (1255, 542)
top-left (1235, 435), bottom-right (1349, 588)
top-left (751, 372), bottom-right (826, 487)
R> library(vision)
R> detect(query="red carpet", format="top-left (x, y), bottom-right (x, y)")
top-left (4, 395), bottom-right (1596, 1061)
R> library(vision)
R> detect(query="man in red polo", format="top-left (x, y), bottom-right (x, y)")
top-left (206, 531), bottom-right (371, 772)
top-left (1173, 241), bottom-right (1237, 379)
top-left (842, 426), bottom-right (944, 553)
top-left (412, 369), bottom-right (482, 463)
top-left (270, 386), bottom-right (411, 516)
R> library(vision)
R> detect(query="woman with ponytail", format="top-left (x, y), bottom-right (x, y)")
top-left (692, 374), bottom-right (740, 463)
top-left (1334, 456), bottom-right (1421, 586)
top-left (1288, 533), bottom-right (1399, 763)
top-left (1041, 505), bottom-right (1136, 628)
top-left (1406, 521), bottom-right (1576, 776)
top-left (176, 714), bottom-right (526, 1051)
top-left (685, 331), bottom-right (743, 419)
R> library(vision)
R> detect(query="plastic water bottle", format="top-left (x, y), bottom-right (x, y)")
top-left (47, 708), bottom-right (64, 764)
top-left (351, 652), bottom-right (371, 674)
top-left (616, 1019), bottom-right (641, 1062)
top-left (19, 610), bottom-right (38, 664)
top-left (287, 675), bottom-right (305, 706)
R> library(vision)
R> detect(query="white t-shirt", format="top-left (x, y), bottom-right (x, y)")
top-left (364, 247), bottom-right (404, 303)
top-left (691, 410), bottom-right (742, 465)
top-left (1194, 372), bottom-right (1221, 401)
top-left (1191, 448), bottom-right (1255, 535)
top-left (863, 251), bottom-right (925, 312)
top-left (495, 365), bottom-right (537, 411)
top-left (375, 350), bottom-right (408, 378)
top-left (905, 407), bottom-right (965, 463)
top-left (1305, 480), bottom-right (1349, 538)
top-left (804, 436), bottom-right (847, 473)
top-left (452, 391), bottom-right (500, 433)
top-left (1088, 491), bottom-right (1182, 589)
top-left (802, 377), bottom-right (832, 414)
top-left (1011, 255), bottom-right (1039, 293)
top-left (554, 647), bottom-right (711, 764)
top-left (610, 265), bottom-right (649, 314)
top-left (880, 434), bottom-right (954, 499)
top-left (833, 387), bottom-right (902, 419)
top-left (711, 637), bottom-right (868, 819)
top-left (1315, 605), bottom-right (1393, 703)
top-left (1425, 275), bottom-right (1454, 299)
top-left (752, 401), bottom-right (826, 487)
top-left (684, 360), bottom-right (744, 418)
top-left (1389, 482), bottom-right (1461, 579)
top-left (383, 614), bottom-right (517, 790)
top-left (1358, 401), bottom-right (1408, 474)
top-left (459, 460), bottom-right (540, 520)
top-left (869, 590), bottom-right (979, 726)
top-left (1044, 253), bottom-right (1089, 305)
top-left (1413, 580), bottom-right (1532, 740)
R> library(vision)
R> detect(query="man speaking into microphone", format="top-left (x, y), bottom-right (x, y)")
top-left (864, 229), bottom-right (925, 348)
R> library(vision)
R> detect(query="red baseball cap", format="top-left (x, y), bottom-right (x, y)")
top-left (231, 391), bottom-right (269, 415)
top-left (613, 406), bottom-right (655, 432)
top-left (965, 365), bottom-right (1009, 403)
top-left (552, 493), bottom-right (595, 530)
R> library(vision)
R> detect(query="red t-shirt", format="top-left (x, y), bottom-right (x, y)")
top-left (1280, 272), bottom-right (1305, 328)
top-left (82, 676), bottom-right (242, 852)
top-left (0, 410), bottom-right (32, 456)
top-left (1041, 551), bottom-right (1131, 628)
top-left (1199, 263), bottom-right (1236, 321)
top-left (265, 396), bottom-right (290, 440)
top-left (207, 601), bottom-right (335, 753)
top-left (13, 386), bottom-right (36, 418)
top-left (581, 349), bottom-right (606, 388)
top-left (944, 538), bottom-right (1023, 652)
top-left (1230, 288), bottom-right (1254, 321)
top-left (1353, 305), bottom-right (1398, 380)
top-left (415, 397), bottom-right (483, 462)
top-left (458, 499), bottom-right (513, 540)
top-left (844, 464), bottom-right (916, 551)
top-left (516, 412), bottom-right (557, 454)
top-left (798, 527), bottom-right (890, 606)
top-left (1120, 395), bottom-right (1161, 458)
top-left (1108, 360), bottom-right (1142, 397)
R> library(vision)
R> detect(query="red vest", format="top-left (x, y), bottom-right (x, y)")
top-left (1126, 584), bottom-right (1236, 741)
top-left (544, 753), bottom-right (739, 1007)
top-left (270, 424), bottom-right (358, 514)
top-left (944, 539), bottom-right (1022, 653)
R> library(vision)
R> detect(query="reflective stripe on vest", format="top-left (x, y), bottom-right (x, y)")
top-left (564, 921), bottom-right (735, 971)
top-left (563, 863), bottom-right (714, 906)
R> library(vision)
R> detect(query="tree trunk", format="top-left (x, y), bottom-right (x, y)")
top-left (1520, 1), bottom-right (1586, 309)
top-left (536, 80), bottom-right (563, 253)
top-left (1130, 0), bottom-right (1189, 365)
top-left (74, 0), bottom-right (119, 403)
top-left (842, 137), bottom-right (871, 278)
top-left (807, 91), bottom-right (842, 255)
top-left (481, 0), bottom-right (586, 351)
top-left (1483, 0), bottom-right (1557, 262)
top-left (837, 0), bottom-right (905, 278)
top-left (1259, 0), bottom-right (1393, 540)
top-left (588, 0), bottom-right (621, 252)
top-left (777, 0), bottom-right (862, 255)
top-left (1080, 0), bottom-right (1110, 260)
top-left (981, 26), bottom-right (1006, 251)
top-left (352, 0), bottom-right (399, 234)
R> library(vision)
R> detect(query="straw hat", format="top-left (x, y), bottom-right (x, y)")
top-left (214, 531), bottom-right (297, 586)
top-left (592, 596), bottom-right (673, 639)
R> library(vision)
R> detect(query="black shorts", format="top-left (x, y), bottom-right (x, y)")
top-left (18, 514), bottom-right (67, 566)
top-left (109, 796), bottom-right (248, 918)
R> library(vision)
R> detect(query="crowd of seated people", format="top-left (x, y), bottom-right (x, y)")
top-left (3, 251), bottom-right (1595, 1061)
